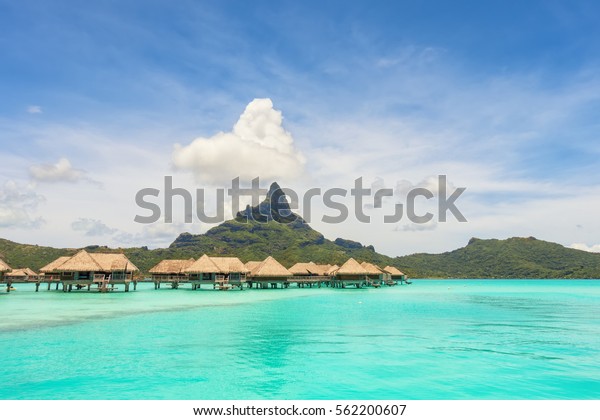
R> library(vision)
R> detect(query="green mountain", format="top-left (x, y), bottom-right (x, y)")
top-left (396, 237), bottom-right (600, 278)
top-left (1, 183), bottom-right (599, 278)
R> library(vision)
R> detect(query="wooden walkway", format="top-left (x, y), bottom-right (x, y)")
top-left (2, 275), bottom-right (405, 293)
top-left (1, 275), bottom-right (138, 293)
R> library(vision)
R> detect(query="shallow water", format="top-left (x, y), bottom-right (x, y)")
top-left (1, 280), bottom-right (599, 399)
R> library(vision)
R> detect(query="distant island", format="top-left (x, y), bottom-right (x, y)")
top-left (1, 183), bottom-right (599, 279)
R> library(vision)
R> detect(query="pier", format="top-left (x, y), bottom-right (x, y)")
top-left (2, 274), bottom-right (406, 293)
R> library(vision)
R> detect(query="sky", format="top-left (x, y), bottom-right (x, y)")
top-left (1, 0), bottom-right (600, 257)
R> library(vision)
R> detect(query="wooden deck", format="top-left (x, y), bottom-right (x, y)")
top-left (150, 274), bottom-right (247, 291)
top-left (1, 275), bottom-right (138, 293)
top-left (2, 274), bottom-right (409, 293)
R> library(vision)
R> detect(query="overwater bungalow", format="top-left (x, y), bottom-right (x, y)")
top-left (289, 262), bottom-right (315, 276)
top-left (0, 258), bottom-right (12, 290)
top-left (383, 266), bottom-right (407, 285)
top-left (288, 262), bottom-right (331, 287)
top-left (183, 255), bottom-right (247, 290)
top-left (184, 254), bottom-right (220, 289)
top-left (39, 250), bottom-right (139, 292)
top-left (327, 264), bottom-right (340, 276)
top-left (149, 258), bottom-right (195, 288)
top-left (313, 264), bottom-right (332, 276)
top-left (361, 262), bottom-right (384, 287)
top-left (244, 261), bottom-right (262, 273)
top-left (247, 256), bottom-right (292, 289)
top-left (334, 258), bottom-right (370, 288)
top-left (210, 257), bottom-right (248, 289)
top-left (39, 256), bottom-right (70, 281)
top-left (38, 256), bottom-right (71, 290)
top-left (5, 268), bottom-right (38, 282)
top-left (289, 262), bottom-right (331, 276)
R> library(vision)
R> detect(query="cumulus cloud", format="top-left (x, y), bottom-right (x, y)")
top-left (29, 158), bottom-right (85, 183)
top-left (569, 243), bottom-right (600, 253)
top-left (172, 98), bottom-right (305, 184)
top-left (71, 218), bottom-right (118, 236)
top-left (0, 181), bottom-right (45, 228)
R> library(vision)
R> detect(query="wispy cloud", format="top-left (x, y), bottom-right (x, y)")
top-left (0, 181), bottom-right (45, 229)
top-left (569, 243), bottom-right (600, 253)
top-left (27, 105), bottom-right (43, 114)
top-left (70, 217), bottom-right (193, 248)
top-left (394, 220), bottom-right (438, 232)
top-left (29, 158), bottom-right (102, 187)
top-left (113, 222), bottom-right (193, 248)
top-left (71, 218), bottom-right (118, 236)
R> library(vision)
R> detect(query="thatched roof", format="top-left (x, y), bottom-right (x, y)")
top-left (92, 253), bottom-right (139, 272)
top-left (185, 254), bottom-right (220, 273)
top-left (327, 264), bottom-right (340, 275)
top-left (0, 258), bottom-right (11, 273)
top-left (52, 250), bottom-right (139, 272)
top-left (250, 256), bottom-right (292, 277)
top-left (56, 250), bottom-right (102, 271)
top-left (289, 262), bottom-right (316, 275)
top-left (289, 262), bottom-right (331, 276)
top-left (244, 261), bottom-right (262, 272)
top-left (6, 268), bottom-right (37, 277)
top-left (39, 256), bottom-right (71, 273)
top-left (314, 264), bottom-right (331, 276)
top-left (210, 257), bottom-right (248, 274)
top-left (149, 258), bottom-right (195, 274)
top-left (337, 258), bottom-right (369, 275)
top-left (383, 266), bottom-right (405, 276)
top-left (361, 262), bottom-right (384, 275)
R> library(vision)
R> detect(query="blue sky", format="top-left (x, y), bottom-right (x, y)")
top-left (1, 0), bottom-right (600, 255)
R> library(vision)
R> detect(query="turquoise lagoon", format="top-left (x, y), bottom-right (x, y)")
top-left (1, 280), bottom-right (599, 399)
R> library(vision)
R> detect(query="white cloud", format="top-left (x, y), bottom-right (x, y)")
top-left (0, 207), bottom-right (44, 229)
top-left (29, 158), bottom-right (85, 183)
top-left (394, 220), bottom-right (438, 232)
top-left (0, 181), bottom-right (45, 228)
top-left (71, 218), bottom-right (118, 236)
top-left (27, 105), bottom-right (43, 114)
top-left (172, 98), bottom-right (306, 184)
top-left (394, 176), bottom-right (452, 196)
top-left (569, 243), bottom-right (600, 253)
top-left (113, 222), bottom-right (190, 247)
top-left (70, 217), bottom-right (188, 247)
